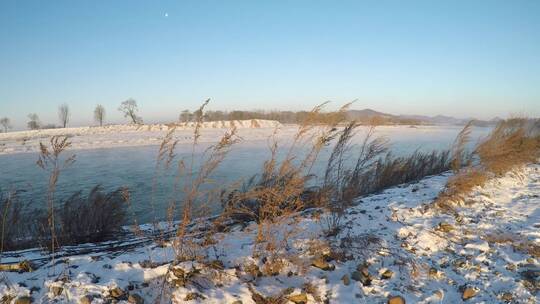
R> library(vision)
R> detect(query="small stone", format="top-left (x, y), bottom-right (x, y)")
top-left (453, 259), bottom-right (467, 269)
top-left (341, 274), bottom-right (350, 286)
top-left (128, 294), bottom-right (144, 304)
top-left (14, 297), bottom-right (32, 304)
top-left (79, 295), bottom-right (93, 304)
top-left (311, 257), bottom-right (335, 271)
top-left (184, 292), bottom-right (205, 301)
top-left (109, 287), bottom-right (124, 299)
top-left (171, 266), bottom-right (186, 278)
top-left (357, 264), bottom-right (369, 275)
top-left (282, 287), bottom-right (294, 295)
top-left (436, 222), bottom-right (454, 233)
top-left (428, 267), bottom-right (439, 279)
top-left (500, 292), bottom-right (512, 302)
top-left (462, 287), bottom-right (476, 301)
top-left (387, 295), bottom-right (405, 304)
top-left (51, 286), bottom-right (63, 296)
top-left (244, 263), bottom-right (262, 278)
top-left (17, 260), bottom-right (34, 272)
top-left (171, 279), bottom-right (186, 287)
top-left (351, 271), bottom-right (372, 286)
top-left (287, 293), bottom-right (308, 304)
top-left (381, 269), bottom-right (393, 280)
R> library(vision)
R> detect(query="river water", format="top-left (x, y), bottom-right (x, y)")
top-left (0, 125), bottom-right (490, 223)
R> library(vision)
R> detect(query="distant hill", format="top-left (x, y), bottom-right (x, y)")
top-left (346, 109), bottom-right (499, 126)
top-left (346, 109), bottom-right (395, 120)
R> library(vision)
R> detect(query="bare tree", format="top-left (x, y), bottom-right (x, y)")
top-left (118, 99), bottom-right (142, 124)
top-left (27, 113), bottom-right (40, 130)
top-left (58, 104), bottom-right (70, 128)
top-left (0, 117), bottom-right (11, 133)
top-left (179, 110), bottom-right (192, 122)
top-left (94, 104), bottom-right (106, 127)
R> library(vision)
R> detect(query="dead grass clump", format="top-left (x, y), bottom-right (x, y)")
top-left (261, 257), bottom-right (287, 276)
top-left (56, 186), bottom-right (128, 245)
top-left (483, 232), bottom-right (540, 258)
top-left (221, 102), bottom-right (350, 260)
top-left (476, 118), bottom-right (540, 175)
top-left (435, 118), bottom-right (540, 210)
top-left (434, 168), bottom-right (489, 210)
top-left (0, 190), bottom-right (30, 252)
top-left (363, 149), bottom-right (451, 194)
top-left (321, 121), bottom-right (452, 234)
top-left (450, 121), bottom-right (474, 173)
top-left (33, 186), bottom-right (129, 249)
top-left (1, 137), bottom-right (129, 252)
top-left (152, 99), bottom-right (241, 303)
top-left (337, 233), bottom-right (384, 259)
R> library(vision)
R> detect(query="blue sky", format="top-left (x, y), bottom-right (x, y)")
top-left (1, 0), bottom-right (539, 128)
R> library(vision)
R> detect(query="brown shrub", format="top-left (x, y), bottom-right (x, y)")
top-left (476, 118), bottom-right (540, 175)
top-left (221, 102), bottom-right (350, 259)
top-left (434, 168), bottom-right (489, 211)
top-left (0, 190), bottom-right (30, 252)
top-left (435, 118), bottom-right (540, 210)
top-left (56, 186), bottom-right (128, 245)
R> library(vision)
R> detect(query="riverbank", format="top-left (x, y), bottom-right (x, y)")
top-left (1, 163), bottom-right (538, 303)
top-left (0, 123), bottom-right (489, 156)
top-left (0, 120), bottom-right (282, 155)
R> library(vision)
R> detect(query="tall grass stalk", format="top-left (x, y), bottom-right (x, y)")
top-left (36, 136), bottom-right (75, 259)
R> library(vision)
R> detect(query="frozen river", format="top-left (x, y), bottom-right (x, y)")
top-left (0, 125), bottom-right (490, 223)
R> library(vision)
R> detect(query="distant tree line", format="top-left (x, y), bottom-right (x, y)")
top-left (0, 98), bottom-right (421, 133)
top-left (178, 109), bottom-right (348, 124)
top-left (0, 99), bottom-right (140, 132)
top-left (177, 109), bottom-right (419, 125)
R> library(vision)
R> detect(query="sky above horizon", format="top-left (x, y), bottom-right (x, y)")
top-left (1, 0), bottom-right (539, 129)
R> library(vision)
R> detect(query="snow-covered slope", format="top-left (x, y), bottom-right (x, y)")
top-left (0, 120), bottom-right (281, 155)
top-left (1, 164), bottom-right (538, 303)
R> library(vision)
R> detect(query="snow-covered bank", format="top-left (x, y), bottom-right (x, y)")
top-left (0, 123), bottom-right (488, 156)
top-left (1, 163), bottom-right (538, 303)
top-left (0, 120), bottom-right (282, 155)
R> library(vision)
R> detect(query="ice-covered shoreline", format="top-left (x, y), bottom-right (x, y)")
top-left (1, 163), bottom-right (538, 303)
top-left (0, 122), bottom-right (483, 156)
top-left (0, 120), bottom-right (282, 155)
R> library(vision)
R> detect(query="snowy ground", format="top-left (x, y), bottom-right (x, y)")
top-left (1, 163), bottom-right (538, 303)
top-left (0, 120), bottom-right (282, 155)
top-left (0, 122), bottom-right (489, 156)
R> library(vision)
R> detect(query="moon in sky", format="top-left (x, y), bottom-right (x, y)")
top-left (165, 13), bottom-right (168, 17)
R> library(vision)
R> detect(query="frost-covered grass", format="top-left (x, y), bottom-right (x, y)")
top-left (1, 163), bottom-right (538, 303)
